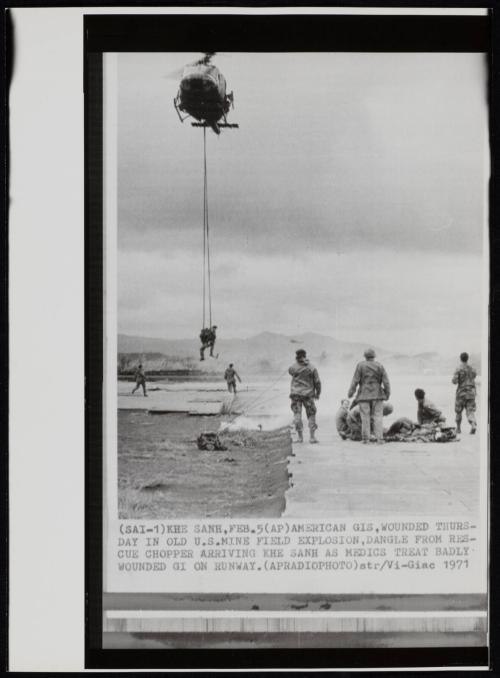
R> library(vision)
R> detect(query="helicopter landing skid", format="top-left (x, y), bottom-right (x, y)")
top-left (191, 122), bottom-right (239, 129)
top-left (173, 99), bottom-right (190, 123)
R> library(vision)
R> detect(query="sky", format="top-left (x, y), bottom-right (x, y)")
top-left (116, 51), bottom-right (488, 355)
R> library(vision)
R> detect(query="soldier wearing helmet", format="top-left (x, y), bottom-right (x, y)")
top-left (289, 349), bottom-right (321, 444)
top-left (347, 348), bottom-right (390, 444)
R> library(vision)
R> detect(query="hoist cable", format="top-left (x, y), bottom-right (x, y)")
top-left (202, 128), bottom-right (207, 328)
top-left (202, 127), bottom-right (213, 329)
top-left (204, 128), bottom-right (213, 327)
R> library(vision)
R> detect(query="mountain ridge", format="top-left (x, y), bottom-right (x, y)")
top-left (117, 332), bottom-right (478, 375)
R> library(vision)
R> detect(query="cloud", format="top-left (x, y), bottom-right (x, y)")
top-left (116, 52), bottom-right (487, 356)
top-left (118, 247), bottom-right (483, 354)
top-left (117, 52), bottom-right (488, 257)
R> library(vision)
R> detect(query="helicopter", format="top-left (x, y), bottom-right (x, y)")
top-left (173, 53), bottom-right (239, 135)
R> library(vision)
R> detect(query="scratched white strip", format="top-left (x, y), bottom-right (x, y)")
top-left (106, 609), bottom-right (486, 619)
top-left (103, 615), bottom-right (486, 634)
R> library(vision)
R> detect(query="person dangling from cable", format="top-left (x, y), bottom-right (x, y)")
top-left (198, 128), bottom-right (218, 361)
top-left (199, 325), bottom-right (217, 360)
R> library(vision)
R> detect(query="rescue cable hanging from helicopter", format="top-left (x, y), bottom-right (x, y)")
top-left (202, 127), bottom-right (212, 330)
top-left (173, 52), bottom-right (239, 358)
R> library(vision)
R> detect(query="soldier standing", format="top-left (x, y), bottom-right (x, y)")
top-left (224, 363), bottom-right (242, 394)
top-left (131, 363), bottom-right (147, 397)
top-left (347, 402), bottom-right (394, 441)
top-left (347, 348), bottom-right (390, 444)
top-left (452, 352), bottom-right (477, 434)
top-left (289, 349), bottom-right (321, 444)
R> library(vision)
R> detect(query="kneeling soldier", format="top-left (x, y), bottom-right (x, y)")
top-left (414, 388), bottom-right (446, 425)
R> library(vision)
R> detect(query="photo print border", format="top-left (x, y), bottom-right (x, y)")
top-left (85, 8), bottom-right (495, 670)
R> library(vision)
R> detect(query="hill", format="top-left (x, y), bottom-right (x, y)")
top-left (117, 331), bottom-right (477, 376)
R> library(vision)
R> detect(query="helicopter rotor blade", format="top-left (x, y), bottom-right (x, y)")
top-left (164, 51), bottom-right (231, 80)
top-left (199, 51), bottom-right (217, 64)
top-left (196, 55), bottom-right (213, 65)
top-left (164, 53), bottom-right (208, 79)
top-left (163, 65), bottom-right (186, 80)
top-left (196, 51), bottom-right (237, 65)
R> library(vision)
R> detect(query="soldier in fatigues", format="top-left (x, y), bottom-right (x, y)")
top-left (386, 417), bottom-right (417, 437)
top-left (346, 402), bottom-right (394, 441)
top-left (131, 363), bottom-right (147, 397)
top-left (200, 325), bottom-right (217, 360)
top-left (452, 352), bottom-right (477, 434)
top-left (224, 363), bottom-right (242, 394)
top-left (414, 389), bottom-right (445, 425)
top-left (289, 349), bottom-right (321, 444)
top-left (335, 399), bottom-right (351, 440)
top-left (347, 348), bottom-right (390, 444)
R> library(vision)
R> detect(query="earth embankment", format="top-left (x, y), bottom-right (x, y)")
top-left (118, 411), bottom-right (293, 519)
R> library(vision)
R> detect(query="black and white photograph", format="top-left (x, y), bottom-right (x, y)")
top-left (6, 5), bottom-right (497, 672)
top-left (113, 49), bottom-right (487, 523)
top-left (95, 11), bottom-right (490, 661)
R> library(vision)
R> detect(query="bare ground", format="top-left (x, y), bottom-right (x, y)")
top-left (118, 411), bottom-right (292, 519)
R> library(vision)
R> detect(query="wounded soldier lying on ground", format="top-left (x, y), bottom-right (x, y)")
top-left (384, 417), bottom-right (458, 443)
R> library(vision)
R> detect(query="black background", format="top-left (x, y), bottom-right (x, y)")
top-left (81, 6), bottom-right (496, 673)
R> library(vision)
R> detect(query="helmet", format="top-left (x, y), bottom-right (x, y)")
top-left (364, 348), bottom-right (376, 359)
